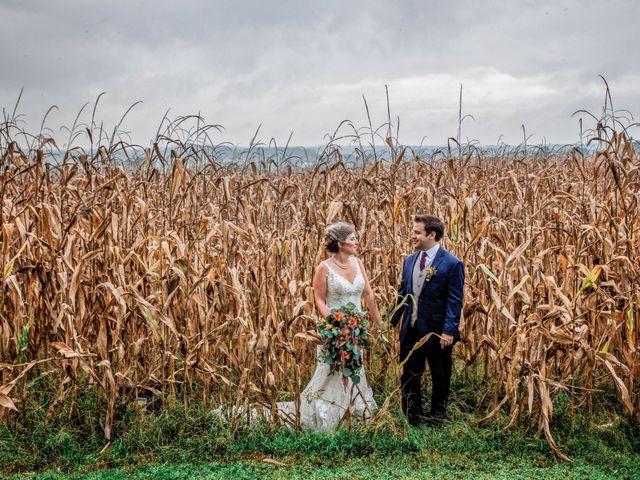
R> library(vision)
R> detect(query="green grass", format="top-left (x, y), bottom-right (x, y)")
top-left (4, 427), bottom-right (639, 480)
top-left (1, 378), bottom-right (639, 479)
top-left (3, 410), bottom-right (638, 479)
top-left (7, 454), bottom-right (637, 480)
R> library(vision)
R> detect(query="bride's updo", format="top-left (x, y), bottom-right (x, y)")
top-left (325, 221), bottom-right (355, 253)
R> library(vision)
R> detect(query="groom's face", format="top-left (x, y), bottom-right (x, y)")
top-left (411, 221), bottom-right (436, 251)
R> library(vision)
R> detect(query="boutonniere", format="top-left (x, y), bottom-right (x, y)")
top-left (424, 266), bottom-right (437, 282)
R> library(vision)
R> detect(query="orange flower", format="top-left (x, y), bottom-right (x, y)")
top-left (333, 311), bottom-right (345, 322)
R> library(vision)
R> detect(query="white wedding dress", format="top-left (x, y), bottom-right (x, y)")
top-left (216, 257), bottom-right (378, 430)
top-left (275, 257), bottom-right (378, 431)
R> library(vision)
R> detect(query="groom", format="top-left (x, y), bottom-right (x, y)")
top-left (391, 215), bottom-right (465, 426)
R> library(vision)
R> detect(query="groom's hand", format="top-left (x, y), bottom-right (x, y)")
top-left (440, 333), bottom-right (454, 349)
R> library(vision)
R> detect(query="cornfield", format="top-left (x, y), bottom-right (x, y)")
top-left (0, 103), bottom-right (638, 460)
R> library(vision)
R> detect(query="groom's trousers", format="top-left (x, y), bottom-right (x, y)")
top-left (400, 325), bottom-right (453, 423)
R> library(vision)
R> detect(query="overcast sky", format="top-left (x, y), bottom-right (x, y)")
top-left (2, 0), bottom-right (639, 147)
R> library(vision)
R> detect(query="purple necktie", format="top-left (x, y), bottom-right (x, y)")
top-left (419, 251), bottom-right (427, 270)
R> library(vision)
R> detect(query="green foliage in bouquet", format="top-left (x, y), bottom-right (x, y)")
top-left (317, 302), bottom-right (372, 389)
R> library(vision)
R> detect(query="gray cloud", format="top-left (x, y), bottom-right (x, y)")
top-left (1, 0), bottom-right (638, 146)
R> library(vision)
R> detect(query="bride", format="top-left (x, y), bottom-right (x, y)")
top-left (280, 221), bottom-right (380, 430)
top-left (220, 222), bottom-right (379, 430)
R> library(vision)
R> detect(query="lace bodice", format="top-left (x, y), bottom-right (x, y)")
top-left (324, 257), bottom-right (365, 311)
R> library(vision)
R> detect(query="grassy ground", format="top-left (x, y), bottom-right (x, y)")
top-left (2, 406), bottom-right (639, 479)
top-left (1, 379), bottom-right (638, 479)
top-left (10, 453), bottom-right (637, 480)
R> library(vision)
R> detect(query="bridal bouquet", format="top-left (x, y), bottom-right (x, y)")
top-left (318, 302), bottom-right (372, 388)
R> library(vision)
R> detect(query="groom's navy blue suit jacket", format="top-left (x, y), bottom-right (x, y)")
top-left (391, 247), bottom-right (465, 343)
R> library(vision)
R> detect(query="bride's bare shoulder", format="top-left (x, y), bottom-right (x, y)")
top-left (315, 260), bottom-right (329, 273)
top-left (313, 261), bottom-right (330, 285)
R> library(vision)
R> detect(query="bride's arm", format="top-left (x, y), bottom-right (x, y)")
top-left (312, 262), bottom-right (330, 318)
top-left (357, 258), bottom-right (380, 325)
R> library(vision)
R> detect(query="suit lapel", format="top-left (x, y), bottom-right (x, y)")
top-left (419, 246), bottom-right (446, 295)
top-left (430, 246), bottom-right (447, 272)
top-left (407, 251), bottom-right (419, 293)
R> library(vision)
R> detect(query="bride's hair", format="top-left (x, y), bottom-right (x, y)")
top-left (324, 221), bottom-right (355, 253)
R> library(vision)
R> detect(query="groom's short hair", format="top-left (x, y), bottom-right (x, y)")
top-left (414, 214), bottom-right (445, 241)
